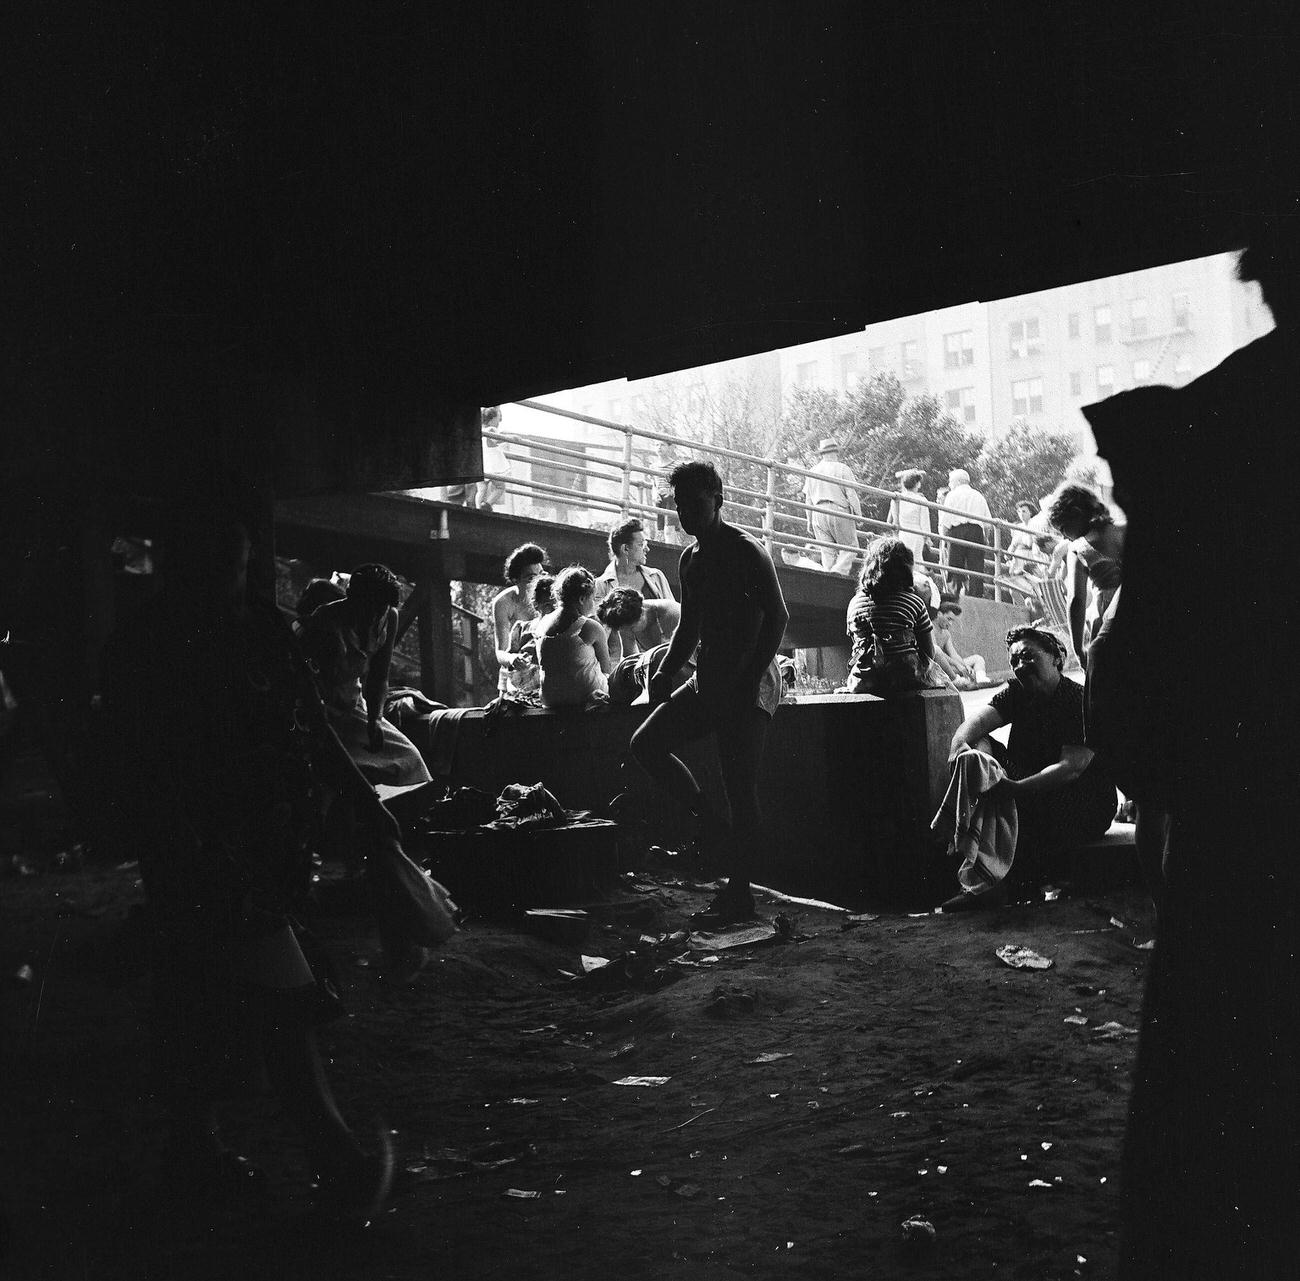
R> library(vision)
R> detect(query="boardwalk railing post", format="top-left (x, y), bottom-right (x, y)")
top-left (621, 427), bottom-right (633, 516)
top-left (763, 464), bottom-right (776, 549)
top-left (992, 523), bottom-right (1003, 602)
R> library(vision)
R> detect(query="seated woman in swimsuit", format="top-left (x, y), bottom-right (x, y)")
top-left (595, 586), bottom-right (681, 664)
top-left (491, 543), bottom-right (549, 697)
top-left (499, 573), bottom-right (554, 699)
top-left (537, 567), bottom-right (612, 708)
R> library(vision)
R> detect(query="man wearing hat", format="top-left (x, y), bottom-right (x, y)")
top-left (938, 467), bottom-right (993, 597)
top-left (803, 438), bottom-right (862, 574)
top-left (888, 468), bottom-right (931, 562)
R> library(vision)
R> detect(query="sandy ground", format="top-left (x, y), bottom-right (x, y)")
top-left (1, 831), bottom-right (1155, 1281)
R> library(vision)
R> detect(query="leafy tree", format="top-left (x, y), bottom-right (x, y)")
top-left (778, 374), bottom-right (980, 530)
top-left (975, 421), bottom-right (1092, 520)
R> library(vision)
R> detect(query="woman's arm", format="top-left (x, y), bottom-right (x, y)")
top-left (1000, 744), bottom-right (1094, 795)
top-left (949, 705), bottom-right (1007, 759)
top-left (1065, 552), bottom-right (1089, 659)
top-left (492, 590), bottom-right (520, 667)
top-left (582, 617), bottom-right (613, 674)
top-left (605, 624), bottom-right (625, 666)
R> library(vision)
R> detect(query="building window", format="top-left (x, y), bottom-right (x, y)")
top-left (1008, 318), bottom-right (1042, 359)
top-left (943, 330), bottom-right (975, 368)
top-left (839, 352), bottom-right (859, 388)
top-left (901, 341), bottom-right (919, 379)
top-left (1011, 377), bottom-right (1044, 417)
top-left (1132, 359), bottom-right (1152, 383)
top-left (1096, 364), bottom-right (1115, 394)
top-left (1095, 305), bottom-right (1112, 344)
top-left (1067, 312), bottom-right (1080, 339)
top-left (946, 386), bottom-right (977, 423)
top-left (1173, 353), bottom-right (1192, 376)
top-left (632, 395), bottom-right (647, 417)
top-left (688, 383), bottom-right (706, 414)
top-left (1172, 292), bottom-right (1191, 329)
top-left (868, 346), bottom-right (885, 371)
top-left (1069, 371), bottom-right (1082, 397)
top-left (610, 399), bottom-right (623, 419)
top-left (1129, 298), bottom-right (1149, 338)
top-left (796, 361), bottom-right (819, 388)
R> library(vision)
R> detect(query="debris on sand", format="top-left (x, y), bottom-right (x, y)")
top-left (995, 944), bottom-right (1053, 970)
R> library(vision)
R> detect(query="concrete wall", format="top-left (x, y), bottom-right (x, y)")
top-left (946, 596), bottom-right (1026, 681)
top-left (423, 689), bottom-right (965, 909)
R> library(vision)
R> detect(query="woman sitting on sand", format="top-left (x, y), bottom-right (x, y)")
top-left (537, 567), bottom-right (612, 708)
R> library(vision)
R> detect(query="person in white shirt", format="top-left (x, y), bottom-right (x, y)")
top-left (473, 406), bottom-right (511, 512)
top-left (803, 438), bottom-right (862, 575)
top-left (938, 467), bottom-right (993, 598)
top-left (887, 468), bottom-right (931, 562)
top-left (592, 518), bottom-right (676, 607)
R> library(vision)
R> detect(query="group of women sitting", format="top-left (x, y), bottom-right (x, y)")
top-left (491, 519), bottom-right (682, 710)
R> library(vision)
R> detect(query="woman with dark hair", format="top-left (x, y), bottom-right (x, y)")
top-left (845, 537), bottom-right (937, 694)
top-left (593, 518), bottom-right (675, 607)
top-left (595, 586), bottom-right (680, 663)
top-left (945, 625), bottom-right (1117, 902)
top-left (498, 573), bottom-right (555, 699)
top-left (491, 542), bottom-right (549, 695)
top-left (537, 566), bottom-right (611, 707)
top-left (298, 564), bottom-right (433, 793)
top-left (1047, 483), bottom-right (1124, 663)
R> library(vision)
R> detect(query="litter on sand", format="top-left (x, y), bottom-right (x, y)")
top-left (996, 944), bottom-right (1053, 970)
top-left (748, 1051), bottom-right (793, 1064)
top-left (580, 955), bottom-right (611, 972)
top-left (689, 922), bottom-right (778, 951)
top-left (504, 1188), bottom-right (540, 1199)
top-left (1092, 1021), bottom-right (1139, 1040)
top-left (1063, 1015), bottom-right (1089, 1026)
top-left (613, 1075), bottom-right (671, 1087)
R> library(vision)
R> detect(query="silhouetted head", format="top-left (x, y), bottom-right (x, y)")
top-left (296, 578), bottom-right (347, 618)
top-left (596, 588), bottom-right (645, 630)
top-left (1237, 225), bottom-right (1300, 327)
top-left (346, 564), bottom-right (402, 623)
top-left (669, 461), bottom-right (724, 538)
top-left (859, 536), bottom-right (915, 600)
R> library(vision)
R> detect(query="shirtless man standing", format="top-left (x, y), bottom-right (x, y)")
top-left (631, 461), bottom-right (790, 926)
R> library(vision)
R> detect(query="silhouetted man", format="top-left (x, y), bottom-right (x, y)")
top-left (631, 461), bottom-right (789, 926)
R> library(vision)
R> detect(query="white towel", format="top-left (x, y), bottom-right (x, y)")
top-left (931, 747), bottom-right (1019, 892)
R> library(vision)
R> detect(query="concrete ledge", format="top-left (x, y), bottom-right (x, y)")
top-left (419, 689), bottom-right (966, 908)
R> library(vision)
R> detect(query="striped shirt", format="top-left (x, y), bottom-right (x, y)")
top-left (847, 588), bottom-right (932, 675)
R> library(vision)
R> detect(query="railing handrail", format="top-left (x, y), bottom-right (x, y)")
top-left (497, 408), bottom-right (1049, 542)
